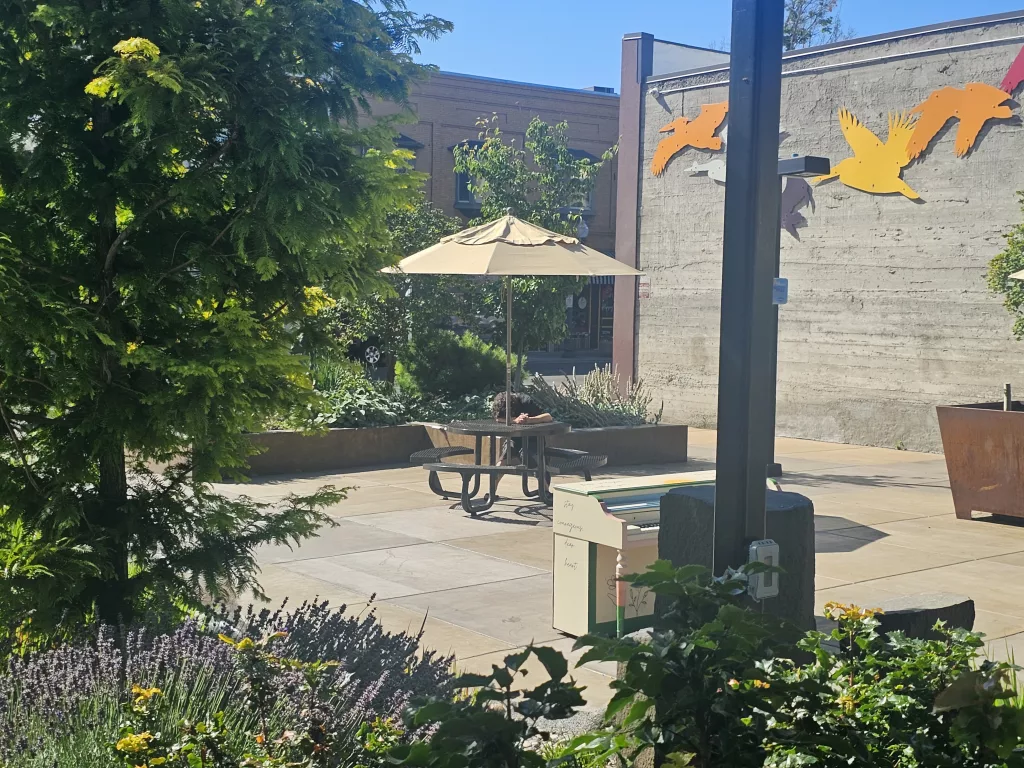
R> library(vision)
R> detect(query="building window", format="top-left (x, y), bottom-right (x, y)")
top-left (455, 171), bottom-right (482, 209)
top-left (568, 187), bottom-right (594, 215)
top-left (450, 140), bottom-right (484, 212)
top-left (394, 134), bottom-right (422, 174)
top-left (566, 148), bottom-right (599, 215)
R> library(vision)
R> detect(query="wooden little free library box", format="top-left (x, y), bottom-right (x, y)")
top-left (551, 471), bottom-right (716, 637)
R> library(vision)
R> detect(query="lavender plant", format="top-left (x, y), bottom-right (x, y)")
top-left (0, 600), bottom-right (453, 768)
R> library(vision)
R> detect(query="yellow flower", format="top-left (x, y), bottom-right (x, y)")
top-left (131, 685), bottom-right (162, 702)
top-left (126, 342), bottom-right (140, 354)
top-left (752, 679), bottom-right (771, 689)
top-left (837, 694), bottom-right (856, 714)
top-left (116, 731), bottom-right (154, 753)
top-left (823, 601), bottom-right (883, 622)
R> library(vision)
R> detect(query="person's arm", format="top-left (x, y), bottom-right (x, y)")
top-left (513, 412), bottom-right (553, 424)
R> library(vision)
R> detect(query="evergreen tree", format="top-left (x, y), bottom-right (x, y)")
top-left (0, 0), bottom-right (450, 636)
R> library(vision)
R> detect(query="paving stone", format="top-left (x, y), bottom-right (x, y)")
top-left (258, 519), bottom-right (426, 564)
top-left (386, 574), bottom-right (562, 647)
top-left (349, 505), bottom-right (551, 542)
top-left (282, 542), bottom-right (546, 600)
top-left (444, 528), bottom-right (554, 571)
top-left (360, 601), bottom-right (515, 659)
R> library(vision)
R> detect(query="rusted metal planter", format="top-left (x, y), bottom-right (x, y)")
top-left (936, 402), bottom-right (1024, 520)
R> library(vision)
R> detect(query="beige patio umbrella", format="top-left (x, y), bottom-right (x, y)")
top-left (1011, 270), bottom-right (1024, 280)
top-left (385, 213), bottom-right (642, 423)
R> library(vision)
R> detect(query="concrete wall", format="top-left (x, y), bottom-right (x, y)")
top-left (634, 13), bottom-right (1024, 452)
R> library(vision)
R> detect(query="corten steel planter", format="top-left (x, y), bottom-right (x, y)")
top-left (936, 402), bottom-right (1024, 520)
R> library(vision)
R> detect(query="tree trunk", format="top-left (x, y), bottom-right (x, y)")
top-left (514, 338), bottom-right (526, 390)
top-left (92, 97), bottom-right (132, 625)
top-left (96, 439), bottom-right (131, 624)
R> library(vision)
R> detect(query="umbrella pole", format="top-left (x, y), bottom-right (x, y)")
top-left (505, 277), bottom-right (512, 427)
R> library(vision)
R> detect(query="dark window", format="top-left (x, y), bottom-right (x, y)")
top-left (567, 148), bottom-right (600, 214)
top-left (450, 140), bottom-right (484, 211)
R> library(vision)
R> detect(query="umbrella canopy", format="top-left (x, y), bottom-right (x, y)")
top-left (384, 214), bottom-right (642, 428)
top-left (1011, 269), bottom-right (1024, 281)
top-left (386, 215), bottom-right (642, 277)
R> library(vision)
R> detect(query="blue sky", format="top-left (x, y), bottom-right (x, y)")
top-left (404, 1), bottom-right (1024, 90)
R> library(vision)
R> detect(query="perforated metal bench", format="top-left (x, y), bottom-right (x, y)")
top-left (519, 447), bottom-right (608, 499)
top-left (543, 448), bottom-right (608, 481)
top-left (410, 446), bottom-right (475, 500)
top-left (409, 446), bottom-right (474, 463)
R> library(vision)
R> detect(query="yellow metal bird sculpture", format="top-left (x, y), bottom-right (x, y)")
top-left (650, 101), bottom-right (729, 177)
top-left (813, 109), bottom-right (919, 199)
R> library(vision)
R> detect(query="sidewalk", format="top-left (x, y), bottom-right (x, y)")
top-left (217, 429), bottom-right (1024, 711)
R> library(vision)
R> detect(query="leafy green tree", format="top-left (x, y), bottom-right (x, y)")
top-left (783, 0), bottom-right (854, 50)
top-left (454, 117), bottom-right (615, 384)
top-left (988, 192), bottom-right (1024, 339)
top-left (323, 200), bottom-right (483, 376)
top-left (0, 0), bottom-right (450, 632)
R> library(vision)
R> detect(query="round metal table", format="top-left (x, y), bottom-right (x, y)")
top-left (445, 419), bottom-right (570, 512)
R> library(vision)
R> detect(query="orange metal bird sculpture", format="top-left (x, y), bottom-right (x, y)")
top-left (813, 109), bottom-right (919, 199)
top-left (650, 101), bottom-right (728, 176)
top-left (905, 83), bottom-right (1013, 159)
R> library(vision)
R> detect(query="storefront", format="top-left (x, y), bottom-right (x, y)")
top-left (563, 277), bottom-right (615, 356)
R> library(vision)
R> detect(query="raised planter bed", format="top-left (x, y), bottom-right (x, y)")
top-left (244, 425), bottom-right (432, 476)
top-left (936, 402), bottom-right (1024, 520)
top-left (422, 423), bottom-right (688, 467)
top-left (242, 423), bottom-right (689, 477)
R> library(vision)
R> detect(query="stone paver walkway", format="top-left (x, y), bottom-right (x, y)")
top-left (216, 428), bottom-right (1024, 710)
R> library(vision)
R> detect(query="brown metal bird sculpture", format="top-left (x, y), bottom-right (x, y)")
top-left (905, 83), bottom-right (1012, 159)
top-left (813, 109), bottom-right (919, 199)
top-left (650, 101), bottom-right (728, 176)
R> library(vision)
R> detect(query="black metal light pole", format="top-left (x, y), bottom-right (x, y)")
top-left (713, 0), bottom-right (786, 574)
top-left (767, 156), bottom-right (830, 479)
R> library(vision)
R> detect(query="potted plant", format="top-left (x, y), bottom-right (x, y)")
top-left (936, 192), bottom-right (1024, 520)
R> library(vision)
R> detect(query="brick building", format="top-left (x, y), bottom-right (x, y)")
top-left (374, 70), bottom-right (621, 357)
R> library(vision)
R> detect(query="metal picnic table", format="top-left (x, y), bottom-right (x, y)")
top-left (425, 419), bottom-right (571, 515)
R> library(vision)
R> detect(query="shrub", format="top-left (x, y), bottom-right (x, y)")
top-left (762, 602), bottom-right (1024, 767)
top-left (574, 563), bottom-right (1024, 768)
top-left (383, 562), bottom-right (1024, 768)
top-left (281, 357), bottom-right (492, 429)
top-left (525, 366), bottom-right (663, 428)
top-left (400, 331), bottom-right (521, 398)
top-left (389, 645), bottom-right (586, 768)
top-left (1, 600), bottom-right (453, 768)
top-left (988, 191), bottom-right (1024, 339)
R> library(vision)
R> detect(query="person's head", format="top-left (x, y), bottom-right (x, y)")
top-left (491, 391), bottom-right (533, 421)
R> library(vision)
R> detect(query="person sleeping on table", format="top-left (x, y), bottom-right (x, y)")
top-left (490, 392), bottom-right (552, 466)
